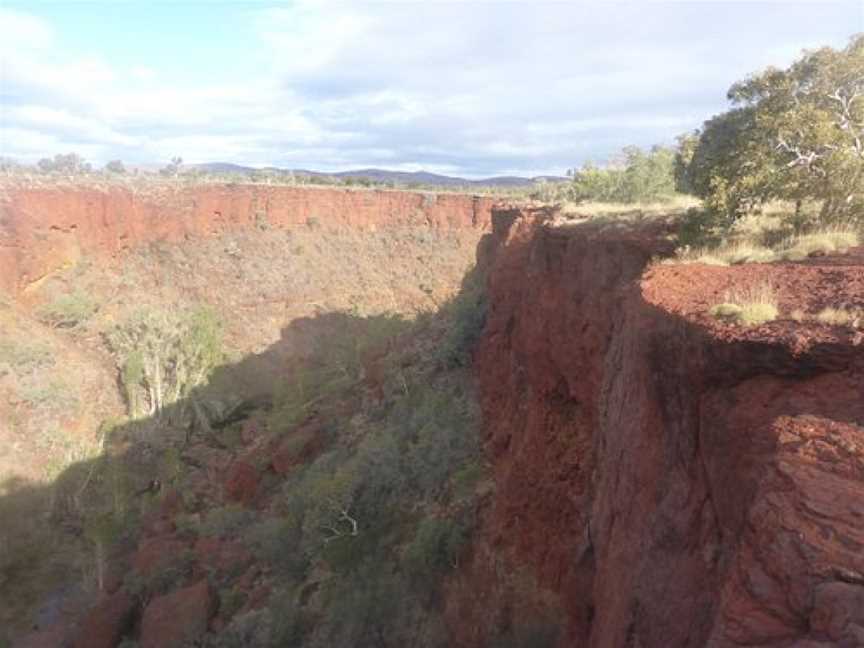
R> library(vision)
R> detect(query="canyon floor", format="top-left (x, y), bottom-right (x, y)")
top-left (1, 183), bottom-right (862, 647)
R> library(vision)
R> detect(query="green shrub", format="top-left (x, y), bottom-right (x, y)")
top-left (568, 146), bottom-right (677, 204)
top-left (0, 340), bottom-right (53, 371)
top-left (244, 516), bottom-right (307, 579)
top-left (37, 290), bottom-right (98, 328)
top-left (19, 378), bottom-right (78, 411)
top-left (317, 568), bottom-right (417, 647)
top-left (199, 505), bottom-right (257, 538)
top-left (439, 271), bottom-right (487, 367)
top-left (450, 461), bottom-right (487, 500)
top-left (123, 549), bottom-right (194, 597)
top-left (107, 306), bottom-right (223, 417)
top-left (218, 587), bottom-right (248, 620)
top-left (269, 598), bottom-right (313, 648)
top-left (405, 517), bottom-right (470, 580)
top-left (209, 608), bottom-right (277, 648)
top-left (269, 312), bottom-right (408, 432)
top-left (37, 152), bottom-right (92, 174)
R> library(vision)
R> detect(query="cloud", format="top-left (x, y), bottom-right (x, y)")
top-left (131, 66), bottom-right (156, 82)
top-left (0, 9), bottom-right (54, 54)
top-left (0, 2), bottom-right (860, 176)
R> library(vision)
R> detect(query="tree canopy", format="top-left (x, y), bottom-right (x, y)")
top-left (37, 153), bottom-right (92, 175)
top-left (567, 145), bottom-right (677, 203)
top-left (682, 35), bottom-right (863, 223)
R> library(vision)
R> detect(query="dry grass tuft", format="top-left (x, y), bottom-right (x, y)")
top-left (710, 283), bottom-right (779, 326)
top-left (559, 195), bottom-right (700, 219)
top-left (670, 222), bottom-right (860, 266)
top-left (777, 226), bottom-right (860, 261)
top-left (789, 308), bottom-right (806, 322)
top-left (815, 307), bottom-right (863, 328)
top-left (670, 241), bottom-right (777, 266)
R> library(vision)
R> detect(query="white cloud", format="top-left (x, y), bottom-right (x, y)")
top-left (0, 2), bottom-right (860, 175)
top-left (0, 9), bottom-right (54, 54)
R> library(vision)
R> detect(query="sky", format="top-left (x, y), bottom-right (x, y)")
top-left (0, 1), bottom-right (861, 178)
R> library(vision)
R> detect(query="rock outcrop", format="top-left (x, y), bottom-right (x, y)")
top-left (11, 201), bottom-right (863, 647)
top-left (140, 580), bottom-right (214, 648)
top-left (447, 208), bottom-right (864, 647)
top-left (0, 183), bottom-right (495, 294)
top-left (71, 591), bottom-right (135, 648)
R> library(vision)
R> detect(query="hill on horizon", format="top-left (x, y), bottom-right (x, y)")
top-left (191, 162), bottom-right (568, 188)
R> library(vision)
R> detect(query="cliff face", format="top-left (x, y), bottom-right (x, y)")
top-left (0, 184), bottom-right (496, 642)
top-left (450, 208), bottom-right (864, 647)
top-left (6, 192), bottom-right (862, 646)
top-left (0, 184), bottom-right (495, 294)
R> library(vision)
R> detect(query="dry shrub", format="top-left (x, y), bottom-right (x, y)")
top-left (710, 282), bottom-right (778, 326)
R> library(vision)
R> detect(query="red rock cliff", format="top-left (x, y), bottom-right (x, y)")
top-left (449, 208), bottom-right (864, 647)
top-left (0, 184), bottom-right (495, 294)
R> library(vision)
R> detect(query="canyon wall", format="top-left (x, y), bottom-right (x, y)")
top-left (449, 208), bottom-right (864, 647)
top-left (0, 183), bottom-right (495, 294)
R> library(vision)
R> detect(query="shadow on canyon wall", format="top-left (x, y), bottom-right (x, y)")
top-left (3, 214), bottom-right (863, 647)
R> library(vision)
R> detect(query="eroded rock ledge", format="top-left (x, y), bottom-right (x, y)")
top-left (0, 183), bottom-right (495, 294)
top-left (447, 208), bottom-right (864, 647)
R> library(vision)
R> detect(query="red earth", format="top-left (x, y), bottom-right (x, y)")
top-left (0, 182), bottom-right (495, 294)
top-left (445, 210), bottom-right (864, 647)
top-left (10, 200), bottom-right (863, 647)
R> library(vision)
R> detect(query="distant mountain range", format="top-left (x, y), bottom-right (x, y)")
top-left (191, 162), bottom-right (567, 188)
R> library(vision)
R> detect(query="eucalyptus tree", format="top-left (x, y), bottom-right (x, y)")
top-left (687, 35), bottom-right (863, 222)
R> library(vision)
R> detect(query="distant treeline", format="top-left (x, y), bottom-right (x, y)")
top-left (0, 155), bottom-right (554, 196)
top-left (546, 35), bottom-right (863, 231)
top-left (0, 154), bottom-right (427, 190)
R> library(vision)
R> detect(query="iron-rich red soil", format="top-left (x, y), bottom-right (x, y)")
top-left (644, 248), bottom-right (864, 351)
top-left (0, 182), bottom-right (495, 294)
top-left (445, 211), bottom-right (864, 647)
top-left (8, 196), bottom-right (864, 647)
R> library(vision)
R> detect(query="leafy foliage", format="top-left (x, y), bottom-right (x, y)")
top-left (567, 145), bottom-right (677, 203)
top-left (438, 268), bottom-right (487, 367)
top-left (104, 160), bottom-right (127, 174)
top-left (36, 152), bottom-right (92, 174)
top-left (673, 132), bottom-right (699, 194)
top-left (36, 290), bottom-right (98, 328)
top-left (254, 293), bottom-right (485, 645)
top-left (198, 504), bottom-right (257, 539)
top-left (106, 306), bottom-right (223, 417)
top-left (683, 35), bottom-right (864, 224)
top-left (269, 313), bottom-right (409, 432)
top-left (404, 516), bottom-right (471, 580)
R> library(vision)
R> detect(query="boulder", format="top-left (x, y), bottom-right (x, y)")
top-left (72, 591), bottom-right (136, 648)
top-left (223, 461), bottom-right (259, 505)
top-left (194, 537), bottom-right (252, 576)
top-left (140, 580), bottom-right (214, 648)
top-left (133, 536), bottom-right (189, 576)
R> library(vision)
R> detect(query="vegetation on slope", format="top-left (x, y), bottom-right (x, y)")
top-left (0, 210), bottom-right (490, 642)
top-left (0, 254), bottom-right (504, 646)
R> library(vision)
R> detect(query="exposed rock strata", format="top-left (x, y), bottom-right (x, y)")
top-left (0, 184), bottom-right (495, 294)
top-left (448, 208), bottom-right (864, 647)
